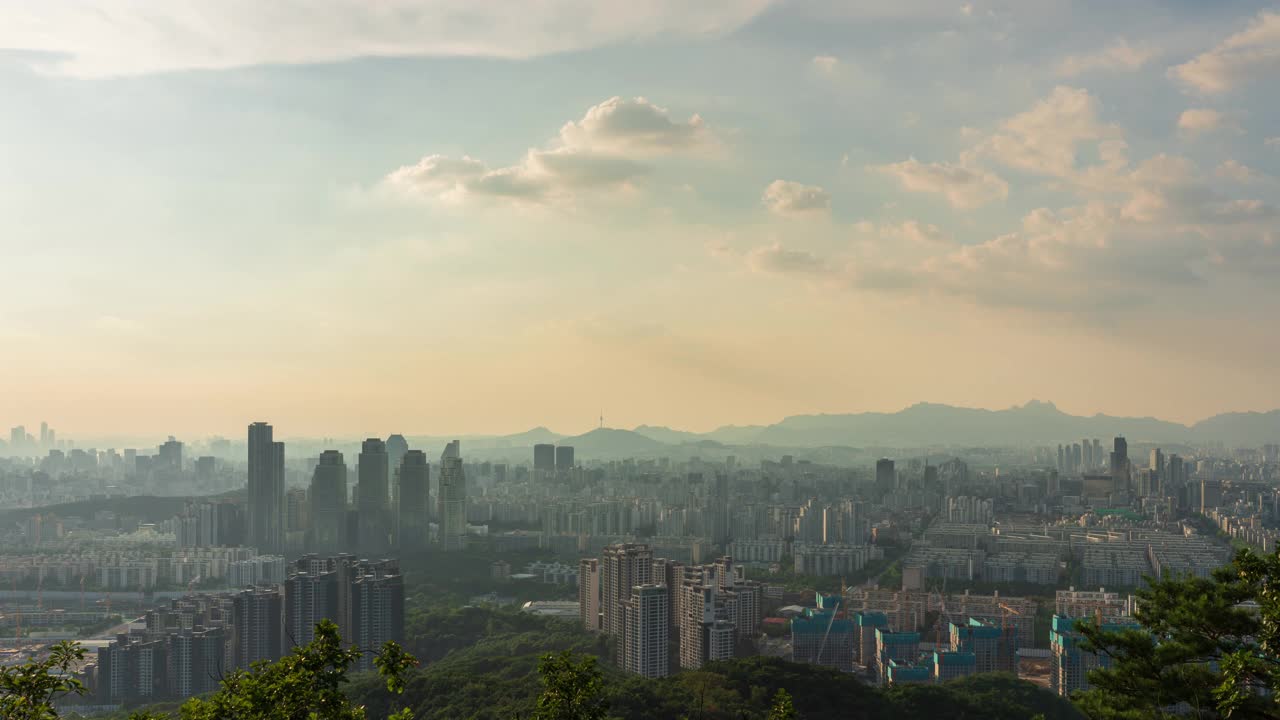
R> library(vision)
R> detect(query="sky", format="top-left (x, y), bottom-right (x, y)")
top-left (1, 0), bottom-right (1279, 439)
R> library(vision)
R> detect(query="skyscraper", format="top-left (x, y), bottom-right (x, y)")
top-left (579, 558), bottom-right (601, 632)
top-left (533, 443), bottom-right (556, 472)
top-left (385, 434), bottom-right (409, 472)
top-left (357, 439), bottom-right (390, 555)
top-left (232, 587), bottom-right (284, 668)
top-left (555, 445), bottom-right (575, 470)
top-left (350, 560), bottom-right (405, 672)
top-left (875, 458), bottom-right (895, 495)
top-left (438, 441), bottom-right (467, 551)
top-left (247, 422), bottom-right (285, 554)
top-left (386, 434), bottom-right (409, 513)
top-left (309, 451), bottom-right (348, 554)
top-left (622, 584), bottom-right (669, 678)
top-left (601, 543), bottom-right (654, 661)
top-left (285, 566), bottom-right (337, 648)
top-left (1110, 436), bottom-right (1129, 491)
top-left (158, 437), bottom-right (183, 473)
top-left (397, 450), bottom-right (429, 551)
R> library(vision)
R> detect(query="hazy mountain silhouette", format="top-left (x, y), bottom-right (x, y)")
top-left (1189, 410), bottom-right (1280, 446)
top-left (632, 425), bottom-right (703, 444)
top-left (426, 403), bottom-right (1278, 458)
top-left (560, 427), bottom-right (667, 455)
top-left (691, 401), bottom-right (1201, 447)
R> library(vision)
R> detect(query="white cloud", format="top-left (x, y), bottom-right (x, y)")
top-left (746, 243), bottom-right (831, 275)
top-left (870, 158), bottom-right (1008, 209)
top-left (384, 97), bottom-right (706, 207)
top-left (1266, 137), bottom-right (1280, 149)
top-left (811, 55), bottom-right (839, 74)
top-left (762, 180), bottom-right (831, 215)
top-left (557, 97), bottom-right (711, 154)
top-left (1058, 38), bottom-right (1156, 77)
top-left (0, 0), bottom-right (774, 77)
top-left (1177, 108), bottom-right (1240, 137)
top-left (852, 220), bottom-right (949, 245)
top-left (1215, 160), bottom-right (1261, 184)
top-left (978, 86), bottom-right (1125, 179)
top-left (1170, 10), bottom-right (1280, 93)
top-left (385, 149), bottom-right (649, 206)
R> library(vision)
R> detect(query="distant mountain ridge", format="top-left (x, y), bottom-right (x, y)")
top-left (403, 401), bottom-right (1279, 456)
top-left (631, 400), bottom-right (1280, 448)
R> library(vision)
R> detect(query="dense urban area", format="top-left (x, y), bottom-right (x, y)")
top-left (0, 406), bottom-right (1276, 718)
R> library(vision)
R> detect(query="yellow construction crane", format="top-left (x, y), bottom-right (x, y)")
top-left (998, 601), bottom-right (1023, 671)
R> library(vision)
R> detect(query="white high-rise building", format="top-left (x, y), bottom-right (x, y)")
top-left (601, 543), bottom-right (654, 657)
top-left (579, 558), bottom-right (601, 632)
top-left (623, 584), bottom-right (669, 678)
top-left (438, 441), bottom-right (467, 552)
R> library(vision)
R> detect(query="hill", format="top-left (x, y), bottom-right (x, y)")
top-left (1190, 409), bottom-right (1280, 446)
top-left (559, 428), bottom-right (667, 457)
top-left (744, 400), bottom-right (1191, 447)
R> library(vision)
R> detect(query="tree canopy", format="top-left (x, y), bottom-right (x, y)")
top-left (1075, 547), bottom-right (1280, 720)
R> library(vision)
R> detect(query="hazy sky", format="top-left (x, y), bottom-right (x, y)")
top-left (2, 1), bottom-right (1279, 438)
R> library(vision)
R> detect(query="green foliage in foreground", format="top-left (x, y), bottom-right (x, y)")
top-left (348, 641), bottom-right (1079, 720)
top-left (20, 601), bottom-right (1079, 720)
top-left (176, 619), bottom-right (417, 720)
top-left (0, 641), bottom-right (87, 720)
top-left (1075, 547), bottom-right (1280, 720)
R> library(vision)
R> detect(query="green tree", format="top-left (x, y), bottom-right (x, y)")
top-left (531, 650), bottom-right (607, 720)
top-left (1075, 547), bottom-right (1280, 720)
top-left (0, 641), bottom-right (87, 720)
top-left (768, 688), bottom-right (799, 720)
top-left (178, 619), bottom-right (417, 720)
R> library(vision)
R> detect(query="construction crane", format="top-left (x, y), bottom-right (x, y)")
top-left (998, 601), bottom-right (1024, 672)
top-left (815, 600), bottom-right (840, 667)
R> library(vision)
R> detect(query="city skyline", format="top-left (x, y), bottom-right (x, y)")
top-left (4, 398), bottom-right (1280, 450)
top-left (4, 2), bottom-right (1279, 435)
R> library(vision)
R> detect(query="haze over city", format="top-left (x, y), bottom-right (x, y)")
top-left (3, 3), bottom-right (1280, 720)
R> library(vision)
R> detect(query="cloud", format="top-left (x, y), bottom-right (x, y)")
top-left (746, 243), bottom-right (831, 275)
top-left (870, 158), bottom-right (1008, 209)
top-left (762, 180), bottom-right (831, 215)
top-left (1177, 108), bottom-right (1240, 137)
top-left (557, 96), bottom-right (710, 154)
top-left (385, 149), bottom-right (648, 205)
top-left (384, 97), bottom-right (705, 207)
top-left (1058, 38), bottom-right (1156, 77)
top-left (853, 219), bottom-right (950, 246)
top-left (811, 55), bottom-right (839, 74)
top-left (977, 86), bottom-right (1125, 180)
top-left (1170, 11), bottom-right (1280, 93)
top-left (1215, 160), bottom-right (1261, 184)
top-left (1266, 137), bottom-right (1280, 149)
top-left (0, 0), bottom-right (774, 77)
